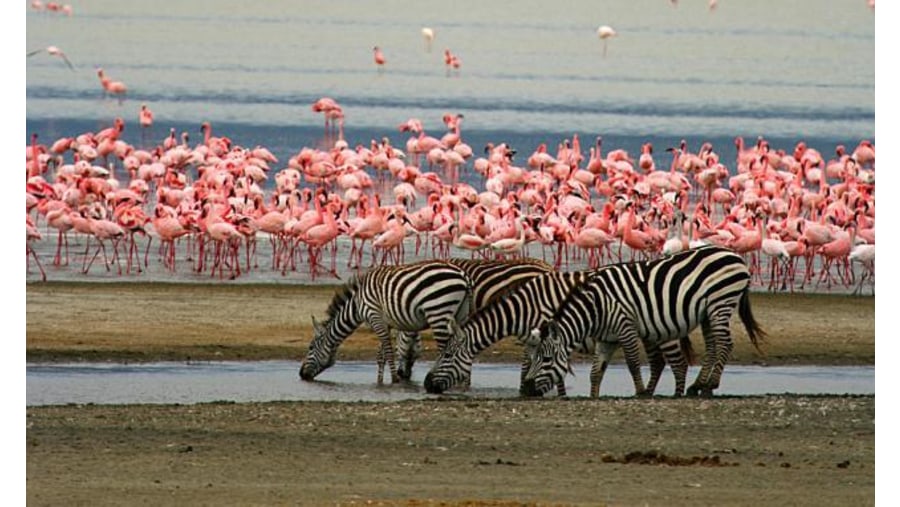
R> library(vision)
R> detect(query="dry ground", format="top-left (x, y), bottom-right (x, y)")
top-left (26, 283), bottom-right (876, 505)
top-left (26, 282), bottom-right (875, 365)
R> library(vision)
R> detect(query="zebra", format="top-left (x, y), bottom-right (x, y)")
top-left (299, 260), bottom-right (474, 385)
top-left (521, 245), bottom-right (767, 398)
top-left (423, 269), bottom-right (603, 395)
top-left (393, 257), bottom-right (554, 380)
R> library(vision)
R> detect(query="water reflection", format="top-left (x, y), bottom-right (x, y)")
top-left (26, 361), bottom-right (874, 406)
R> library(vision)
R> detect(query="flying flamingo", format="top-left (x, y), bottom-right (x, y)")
top-left (443, 49), bottom-right (461, 73)
top-left (27, 45), bottom-right (75, 70)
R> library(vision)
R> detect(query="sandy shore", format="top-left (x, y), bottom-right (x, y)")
top-left (25, 282), bottom-right (876, 505)
top-left (26, 282), bottom-right (874, 365)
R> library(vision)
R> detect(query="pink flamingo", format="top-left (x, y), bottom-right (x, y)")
top-left (151, 205), bottom-right (190, 272)
top-left (373, 46), bottom-right (386, 70)
top-left (303, 201), bottom-right (341, 279)
top-left (139, 104), bottom-right (154, 129)
top-left (84, 212), bottom-right (126, 275)
top-left (45, 206), bottom-right (73, 266)
top-left (347, 196), bottom-right (387, 268)
top-left (372, 211), bottom-right (409, 265)
top-left (96, 67), bottom-right (127, 101)
top-left (27, 217), bottom-right (47, 281)
top-left (206, 220), bottom-right (244, 279)
top-left (621, 203), bottom-right (660, 261)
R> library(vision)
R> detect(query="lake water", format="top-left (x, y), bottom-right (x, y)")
top-left (26, 0), bottom-right (875, 169)
top-left (25, 361), bottom-right (875, 406)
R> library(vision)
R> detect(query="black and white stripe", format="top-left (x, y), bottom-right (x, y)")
top-left (393, 257), bottom-right (554, 380)
top-left (522, 245), bottom-right (766, 398)
top-left (299, 260), bottom-right (474, 384)
top-left (423, 269), bottom-right (600, 394)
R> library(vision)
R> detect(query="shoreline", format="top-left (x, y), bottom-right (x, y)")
top-left (26, 281), bottom-right (875, 366)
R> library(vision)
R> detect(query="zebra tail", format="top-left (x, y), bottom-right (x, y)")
top-left (679, 336), bottom-right (696, 365)
top-left (738, 287), bottom-right (767, 355)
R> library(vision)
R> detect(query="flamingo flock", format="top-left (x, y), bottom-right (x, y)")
top-left (25, 100), bottom-right (875, 293)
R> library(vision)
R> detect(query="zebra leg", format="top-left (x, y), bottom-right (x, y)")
top-left (644, 344), bottom-right (666, 396)
top-left (705, 309), bottom-right (737, 396)
top-left (369, 320), bottom-right (399, 384)
top-left (589, 341), bottom-right (619, 398)
top-left (618, 330), bottom-right (648, 397)
top-left (659, 338), bottom-right (689, 397)
top-left (688, 318), bottom-right (718, 397)
top-left (689, 307), bottom-right (734, 397)
top-left (394, 331), bottom-right (422, 381)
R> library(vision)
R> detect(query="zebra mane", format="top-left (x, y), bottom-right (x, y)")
top-left (326, 274), bottom-right (361, 320)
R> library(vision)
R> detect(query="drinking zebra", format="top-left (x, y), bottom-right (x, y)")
top-left (521, 245), bottom-right (767, 398)
top-left (393, 257), bottom-right (554, 380)
top-left (423, 269), bottom-right (602, 395)
top-left (300, 257), bottom-right (552, 384)
top-left (299, 260), bottom-right (474, 384)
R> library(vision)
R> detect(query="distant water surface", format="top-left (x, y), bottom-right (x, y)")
top-left (26, 0), bottom-right (875, 165)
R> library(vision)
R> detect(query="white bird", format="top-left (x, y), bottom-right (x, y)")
top-left (421, 27), bottom-right (435, 52)
top-left (27, 45), bottom-right (75, 71)
top-left (597, 25), bottom-right (617, 57)
top-left (849, 243), bottom-right (875, 295)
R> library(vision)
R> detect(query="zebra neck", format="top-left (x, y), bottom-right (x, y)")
top-left (326, 299), bottom-right (363, 345)
top-left (462, 291), bottom-right (540, 356)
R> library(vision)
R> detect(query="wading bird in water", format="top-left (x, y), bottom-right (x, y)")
top-left (597, 25), bottom-right (617, 57)
top-left (373, 46), bottom-right (386, 72)
top-left (139, 104), bottom-right (154, 129)
top-left (421, 27), bottom-right (435, 52)
top-left (27, 45), bottom-right (74, 70)
top-left (96, 67), bottom-right (127, 101)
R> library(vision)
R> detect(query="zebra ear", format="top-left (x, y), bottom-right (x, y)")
top-left (518, 327), bottom-right (542, 347)
top-left (311, 315), bottom-right (321, 331)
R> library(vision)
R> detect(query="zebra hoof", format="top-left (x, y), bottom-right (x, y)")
top-left (686, 385), bottom-right (701, 397)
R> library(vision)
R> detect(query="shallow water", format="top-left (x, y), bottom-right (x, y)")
top-left (26, 0), bottom-right (874, 166)
top-left (26, 360), bottom-right (874, 406)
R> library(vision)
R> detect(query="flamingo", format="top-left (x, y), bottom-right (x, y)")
top-left (597, 25), bottom-right (617, 57)
top-left (848, 243), bottom-right (875, 295)
top-left (139, 104), bottom-right (154, 129)
top-left (27, 45), bottom-right (74, 70)
top-left (372, 212), bottom-right (410, 265)
top-left (27, 217), bottom-right (47, 281)
top-left (421, 27), bottom-right (435, 52)
top-left (96, 67), bottom-right (127, 100)
top-left (373, 46), bottom-right (386, 70)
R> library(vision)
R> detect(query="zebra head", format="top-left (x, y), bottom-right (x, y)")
top-left (521, 320), bottom-right (568, 397)
top-left (394, 331), bottom-right (423, 381)
top-left (299, 315), bottom-right (338, 381)
top-left (423, 320), bottom-right (472, 394)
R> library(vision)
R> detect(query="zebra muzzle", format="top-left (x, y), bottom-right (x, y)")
top-left (423, 372), bottom-right (446, 394)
